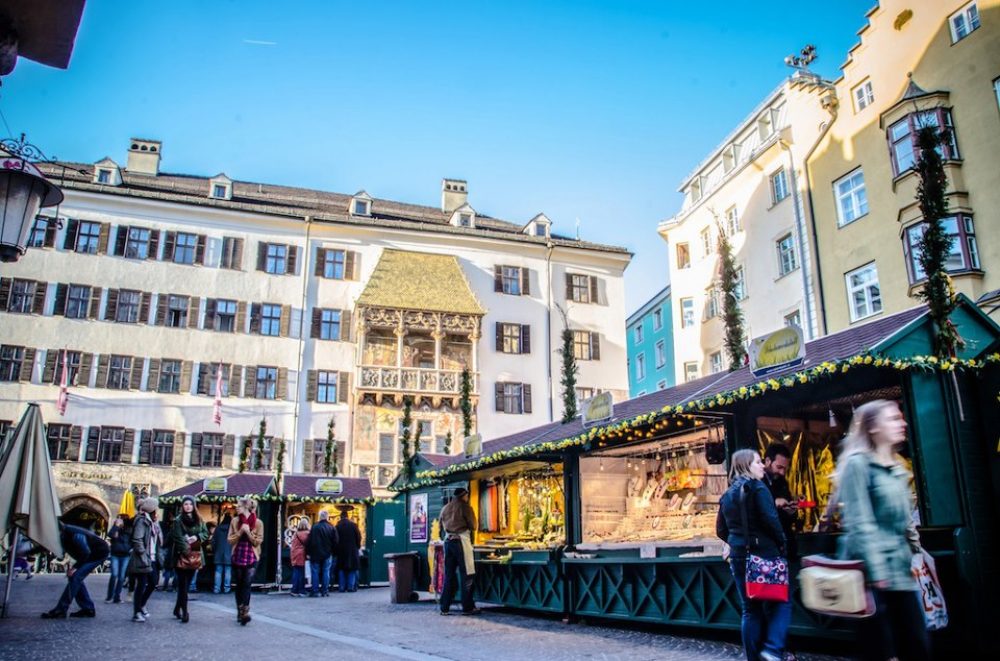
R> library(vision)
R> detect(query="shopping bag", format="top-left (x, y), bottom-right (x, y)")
top-left (799, 555), bottom-right (875, 618)
top-left (913, 550), bottom-right (948, 631)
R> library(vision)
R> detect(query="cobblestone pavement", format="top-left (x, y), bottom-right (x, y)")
top-left (0, 576), bottom-right (849, 661)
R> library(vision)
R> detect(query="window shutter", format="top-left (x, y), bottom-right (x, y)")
top-left (205, 299), bottom-right (217, 329)
top-left (306, 370), bottom-right (318, 402)
top-left (162, 232), bottom-right (176, 261)
top-left (521, 268), bottom-right (530, 296)
top-left (223, 435), bottom-right (236, 469)
top-left (95, 354), bottom-right (110, 388)
top-left (280, 305), bottom-right (291, 337)
top-left (79, 353), bottom-right (93, 387)
top-left (148, 230), bottom-right (160, 260)
top-left (0, 277), bottom-right (11, 309)
top-left (104, 289), bottom-right (119, 321)
top-left (350, 251), bottom-right (361, 280)
top-left (495, 382), bottom-right (505, 412)
top-left (232, 238), bottom-right (244, 270)
top-left (195, 235), bottom-right (207, 265)
top-left (32, 281), bottom-right (47, 314)
top-left (494, 265), bottom-right (503, 292)
top-left (85, 427), bottom-right (99, 462)
top-left (43, 348), bottom-right (58, 383)
top-left (139, 292), bottom-right (151, 324)
top-left (172, 432), bottom-right (186, 467)
top-left (257, 242), bottom-right (267, 271)
top-left (154, 294), bottom-right (167, 325)
top-left (52, 283), bottom-right (67, 316)
top-left (63, 219), bottom-right (79, 250)
top-left (249, 303), bottom-right (261, 334)
top-left (315, 248), bottom-right (326, 276)
top-left (179, 361), bottom-right (193, 394)
top-left (19, 348), bottom-right (36, 382)
top-left (565, 273), bottom-right (573, 300)
top-left (97, 223), bottom-right (110, 254)
top-left (590, 333), bottom-right (601, 360)
top-left (311, 308), bottom-right (321, 338)
top-left (286, 245), bottom-right (298, 275)
top-left (146, 359), bottom-right (161, 392)
top-left (522, 383), bottom-right (532, 414)
top-left (245, 367), bottom-right (257, 399)
top-left (188, 297), bottom-right (200, 329)
top-left (68, 426), bottom-right (82, 461)
top-left (114, 225), bottom-right (128, 256)
top-left (521, 324), bottom-right (531, 354)
top-left (339, 309), bottom-right (352, 341)
top-left (495, 322), bottom-right (503, 352)
top-left (43, 220), bottom-right (56, 247)
top-left (226, 364), bottom-right (237, 396)
top-left (236, 301), bottom-right (247, 333)
top-left (196, 363), bottom-right (209, 395)
top-left (89, 287), bottom-right (103, 319)
top-left (121, 429), bottom-right (135, 463)
top-left (276, 367), bottom-right (288, 400)
top-left (302, 438), bottom-right (314, 473)
top-left (590, 276), bottom-right (599, 304)
top-left (129, 357), bottom-right (144, 390)
top-left (190, 433), bottom-right (203, 467)
top-left (138, 430), bottom-right (152, 464)
top-left (338, 371), bottom-right (351, 404)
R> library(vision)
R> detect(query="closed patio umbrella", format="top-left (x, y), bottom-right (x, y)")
top-left (118, 489), bottom-right (136, 519)
top-left (0, 404), bottom-right (63, 617)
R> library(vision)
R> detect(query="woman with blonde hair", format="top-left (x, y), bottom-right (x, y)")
top-left (227, 497), bottom-right (263, 625)
top-left (835, 399), bottom-right (928, 661)
top-left (716, 449), bottom-right (789, 661)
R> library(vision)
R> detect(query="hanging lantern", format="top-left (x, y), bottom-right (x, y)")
top-left (0, 142), bottom-right (63, 262)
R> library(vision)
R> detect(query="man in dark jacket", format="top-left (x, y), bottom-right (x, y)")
top-left (762, 443), bottom-right (798, 557)
top-left (307, 510), bottom-right (338, 597)
top-left (335, 510), bottom-right (362, 592)
top-left (439, 488), bottom-right (480, 615)
top-left (41, 523), bottom-right (111, 618)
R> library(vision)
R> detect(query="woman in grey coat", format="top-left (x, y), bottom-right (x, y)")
top-left (130, 498), bottom-right (161, 623)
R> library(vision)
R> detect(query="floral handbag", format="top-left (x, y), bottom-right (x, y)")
top-left (739, 485), bottom-right (790, 602)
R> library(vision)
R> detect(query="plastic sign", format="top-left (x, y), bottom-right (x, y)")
top-left (464, 434), bottom-right (482, 458)
top-left (582, 391), bottom-right (614, 427)
top-left (749, 325), bottom-right (806, 377)
top-left (203, 477), bottom-right (228, 493)
top-left (315, 478), bottom-right (344, 495)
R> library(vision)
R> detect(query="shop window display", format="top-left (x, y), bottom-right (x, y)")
top-left (471, 469), bottom-right (565, 551)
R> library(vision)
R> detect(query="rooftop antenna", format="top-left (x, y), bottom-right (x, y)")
top-left (784, 44), bottom-right (817, 72)
top-left (575, 217), bottom-right (581, 240)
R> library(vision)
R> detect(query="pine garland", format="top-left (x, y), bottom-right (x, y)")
top-left (444, 431), bottom-right (453, 455)
top-left (399, 397), bottom-right (413, 480)
top-left (559, 327), bottom-right (579, 422)
top-left (254, 417), bottom-right (266, 471)
top-left (460, 368), bottom-right (473, 439)
top-left (324, 417), bottom-right (337, 477)
top-left (275, 439), bottom-right (286, 487)
top-left (716, 220), bottom-right (747, 370)
top-left (238, 436), bottom-right (252, 473)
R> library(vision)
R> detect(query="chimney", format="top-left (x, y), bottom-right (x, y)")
top-left (441, 178), bottom-right (467, 213)
top-left (126, 138), bottom-right (161, 176)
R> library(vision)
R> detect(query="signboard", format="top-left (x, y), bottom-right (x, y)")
top-left (463, 433), bottom-right (482, 458)
top-left (384, 519), bottom-right (396, 537)
top-left (409, 493), bottom-right (428, 543)
top-left (315, 478), bottom-right (344, 495)
top-left (203, 477), bottom-right (228, 493)
top-left (582, 391), bottom-right (614, 427)
top-left (639, 543), bottom-right (657, 559)
top-left (749, 325), bottom-right (806, 377)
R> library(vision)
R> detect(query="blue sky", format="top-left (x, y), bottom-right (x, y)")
top-left (3, 0), bottom-right (875, 312)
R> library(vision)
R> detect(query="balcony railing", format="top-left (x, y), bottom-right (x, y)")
top-left (358, 366), bottom-right (478, 395)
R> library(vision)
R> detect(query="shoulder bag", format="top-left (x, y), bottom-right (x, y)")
top-left (175, 537), bottom-right (203, 571)
top-left (738, 483), bottom-right (789, 602)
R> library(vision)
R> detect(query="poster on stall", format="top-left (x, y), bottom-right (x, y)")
top-left (409, 493), bottom-right (428, 543)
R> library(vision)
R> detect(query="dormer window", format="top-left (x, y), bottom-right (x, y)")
top-left (354, 199), bottom-right (370, 216)
top-left (449, 203), bottom-right (476, 229)
top-left (351, 191), bottom-right (373, 217)
top-left (523, 213), bottom-right (551, 238)
top-left (459, 213), bottom-right (472, 227)
top-left (213, 184), bottom-right (227, 198)
top-left (93, 158), bottom-right (122, 186)
top-left (209, 174), bottom-right (233, 200)
top-left (97, 169), bottom-right (111, 184)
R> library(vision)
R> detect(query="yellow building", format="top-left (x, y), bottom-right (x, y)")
top-left (807, 0), bottom-right (1000, 331)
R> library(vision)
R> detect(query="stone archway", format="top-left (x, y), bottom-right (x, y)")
top-left (60, 493), bottom-right (111, 535)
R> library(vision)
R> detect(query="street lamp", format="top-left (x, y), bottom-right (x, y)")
top-left (0, 135), bottom-right (63, 262)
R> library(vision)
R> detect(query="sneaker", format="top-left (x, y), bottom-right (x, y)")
top-left (140, 608), bottom-right (150, 618)
top-left (70, 609), bottom-right (96, 618)
top-left (104, 598), bottom-right (113, 603)
top-left (132, 613), bottom-right (146, 623)
top-left (212, 589), bottom-right (220, 595)
top-left (40, 609), bottom-right (66, 619)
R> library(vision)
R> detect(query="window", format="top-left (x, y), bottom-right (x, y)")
top-left (777, 233), bottom-right (798, 276)
top-left (846, 262), bottom-right (882, 322)
top-left (47, 424), bottom-right (71, 461)
top-left (27, 217), bottom-right (51, 248)
top-left (903, 215), bottom-right (980, 283)
top-left (709, 351), bottom-right (723, 374)
top-left (265, 243), bottom-right (287, 274)
top-left (97, 169), bottom-right (111, 184)
top-left (312, 439), bottom-right (345, 473)
top-left (725, 206), bottom-right (740, 236)
top-left (54, 350), bottom-right (82, 386)
top-left (201, 434), bottom-right (225, 468)
top-left (158, 360), bottom-right (181, 393)
top-left (253, 437), bottom-right (273, 471)
top-left (568, 274), bottom-right (592, 303)
top-left (166, 295), bottom-right (189, 328)
top-left (633, 325), bottom-right (644, 344)
top-left (0, 420), bottom-right (12, 440)
top-left (320, 309), bottom-right (341, 341)
top-left (950, 1), bottom-right (981, 42)
top-left (572, 331), bottom-right (600, 361)
top-left (704, 287), bottom-right (721, 320)
top-left (655, 340), bottom-right (667, 368)
top-left (151, 431), bottom-right (174, 466)
top-left (853, 80), bottom-right (874, 112)
top-left (316, 371), bottom-right (339, 403)
top-left (255, 366), bottom-right (278, 399)
top-left (116, 290), bottom-right (141, 323)
top-left (459, 213), bottom-right (472, 227)
top-left (497, 382), bottom-right (531, 414)
top-left (680, 298), bottom-right (695, 328)
top-left (784, 310), bottom-right (802, 328)
top-left (684, 361), bottom-right (699, 383)
top-left (97, 427), bottom-right (125, 463)
top-left (378, 433), bottom-right (395, 464)
top-left (203, 363), bottom-right (231, 397)
top-left (76, 221), bottom-right (101, 253)
top-left (107, 355), bottom-right (132, 390)
top-left (676, 243), bottom-right (691, 269)
top-left (173, 232), bottom-right (197, 264)
top-left (213, 299), bottom-right (237, 332)
top-left (124, 227), bottom-right (151, 259)
top-left (635, 353), bottom-right (646, 381)
top-left (213, 184), bottom-right (228, 198)
top-left (699, 227), bottom-right (713, 257)
top-left (500, 266), bottom-right (523, 295)
top-left (733, 266), bottom-right (747, 300)
top-left (652, 307), bottom-right (663, 331)
top-left (888, 109), bottom-right (959, 176)
top-left (220, 237), bottom-right (243, 270)
top-left (576, 387), bottom-right (596, 402)
top-left (66, 285), bottom-right (91, 319)
top-left (834, 168), bottom-right (869, 226)
top-left (499, 323), bottom-right (525, 354)
top-left (8, 279), bottom-right (36, 313)
top-left (0, 346), bottom-right (25, 381)
top-left (353, 199), bottom-right (369, 216)
top-left (322, 249), bottom-right (346, 279)
top-left (416, 420), bottom-right (434, 454)
top-left (770, 168), bottom-right (789, 204)
top-left (260, 304), bottom-right (281, 337)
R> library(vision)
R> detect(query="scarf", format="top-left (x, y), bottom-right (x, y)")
top-left (233, 512), bottom-right (258, 567)
top-left (181, 511), bottom-right (199, 529)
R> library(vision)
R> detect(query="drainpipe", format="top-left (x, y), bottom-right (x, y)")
top-left (291, 215), bottom-right (313, 473)
top-left (779, 141), bottom-right (818, 340)
top-left (545, 242), bottom-right (554, 422)
top-left (802, 100), bottom-right (838, 336)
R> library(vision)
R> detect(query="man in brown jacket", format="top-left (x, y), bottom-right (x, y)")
top-left (439, 488), bottom-right (481, 615)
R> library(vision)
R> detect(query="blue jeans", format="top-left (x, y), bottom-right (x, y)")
top-left (105, 555), bottom-right (129, 601)
top-left (291, 566), bottom-right (306, 594)
top-left (214, 564), bottom-right (231, 593)
top-left (188, 568), bottom-right (199, 591)
top-left (55, 557), bottom-right (104, 613)
top-left (338, 569), bottom-right (358, 592)
top-left (729, 555), bottom-right (791, 661)
top-left (310, 556), bottom-right (333, 595)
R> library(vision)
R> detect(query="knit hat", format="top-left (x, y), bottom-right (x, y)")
top-left (139, 497), bottom-right (159, 513)
top-left (453, 488), bottom-right (469, 498)
top-left (181, 495), bottom-right (196, 508)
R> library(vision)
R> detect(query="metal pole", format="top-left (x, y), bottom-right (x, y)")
top-left (1, 528), bottom-right (20, 618)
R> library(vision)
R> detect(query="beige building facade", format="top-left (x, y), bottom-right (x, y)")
top-left (807, 0), bottom-right (1000, 331)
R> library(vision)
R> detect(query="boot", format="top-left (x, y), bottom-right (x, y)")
top-left (237, 605), bottom-right (251, 625)
top-left (235, 605), bottom-right (244, 624)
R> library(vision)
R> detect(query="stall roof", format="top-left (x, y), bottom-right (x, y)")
top-left (161, 473), bottom-right (277, 500)
top-left (282, 475), bottom-right (373, 501)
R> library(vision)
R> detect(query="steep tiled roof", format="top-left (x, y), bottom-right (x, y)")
top-left (282, 475), bottom-right (373, 501)
top-left (357, 249), bottom-right (485, 315)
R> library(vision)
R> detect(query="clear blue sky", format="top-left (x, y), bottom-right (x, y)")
top-left (3, 0), bottom-right (875, 313)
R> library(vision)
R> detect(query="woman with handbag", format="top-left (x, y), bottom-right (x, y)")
top-left (171, 496), bottom-right (208, 623)
top-left (836, 400), bottom-right (929, 661)
top-left (716, 449), bottom-right (790, 661)
top-left (228, 497), bottom-right (264, 625)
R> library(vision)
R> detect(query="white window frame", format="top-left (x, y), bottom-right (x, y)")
top-left (97, 169), bottom-right (112, 184)
top-left (633, 324), bottom-right (643, 344)
top-left (212, 184), bottom-right (228, 199)
top-left (353, 199), bottom-right (370, 216)
top-left (852, 80), bottom-right (874, 113)
top-left (709, 351), bottom-right (723, 374)
top-left (680, 298), bottom-right (695, 328)
top-left (949, 1), bottom-right (981, 43)
top-left (845, 262), bottom-right (883, 322)
top-left (652, 307), bottom-right (663, 331)
top-left (676, 242), bottom-right (691, 269)
top-left (684, 361), bottom-right (699, 383)
top-left (655, 340), bottom-right (666, 368)
top-left (635, 353), bottom-right (646, 381)
top-left (699, 227), bottom-right (713, 257)
top-left (784, 309), bottom-right (802, 329)
top-left (724, 206), bottom-right (740, 236)
top-left (770, 168), bottom-right (789, 204)
top-left (776, 233), bottom-right (798, 276)
top-left (834, 168), bottom-right (869, 227)
top-left (733, 266), bottom-right (747, 301)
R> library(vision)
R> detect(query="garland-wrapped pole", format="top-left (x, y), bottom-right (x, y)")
top-left (274, 438), bottom-right (285, 592)
top-left (716, 218), bottom-right (747, 370)
top-left (460, 368), bottom-right (473, 439)
top-left (324, 418), bottom-right (337, 476)
top-left (255, 417), bottom-right (267, 471)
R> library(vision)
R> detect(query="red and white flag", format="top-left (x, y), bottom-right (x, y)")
top-left (212, 363), bottom-right (223, 426)
top-left (56, 349), bottom-right (69, 416)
